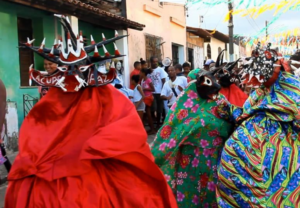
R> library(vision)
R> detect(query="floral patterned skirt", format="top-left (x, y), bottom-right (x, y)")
top-left (163, 144), bottom-right (221, 208)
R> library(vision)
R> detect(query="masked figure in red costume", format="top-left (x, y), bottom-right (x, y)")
top-left (212, 50), bottom-right (248, 108)
top-left (5, 15), bottom-right (177, 208)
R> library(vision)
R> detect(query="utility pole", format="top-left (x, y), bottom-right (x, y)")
top-left (266, 21), bottom-right (269, 41)
top-left (228, 0), bottom-right (234, 62)
top-left (199, 15), bottom-right (203, 28)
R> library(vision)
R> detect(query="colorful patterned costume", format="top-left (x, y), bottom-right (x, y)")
top-left (217, 72), bottom-right (300, 207)
top-left (151, 80), bottom-right (232, 208)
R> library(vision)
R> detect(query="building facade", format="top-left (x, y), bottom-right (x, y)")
top-left (126, 0), bottom-right (186, 73)
top-left (186, 27), bottom-right (211, 69)
top-left (203, 30), bottom-right (240, 62)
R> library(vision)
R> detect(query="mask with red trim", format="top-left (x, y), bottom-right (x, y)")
top-left (239, 42), bottom-right (282, 88)
top-left (21, 14), bottom-right (125, 92)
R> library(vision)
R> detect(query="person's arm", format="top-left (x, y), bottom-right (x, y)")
top-left (161, 94), bottom-right (173, 101)
top-left (0, 80), bottom-right (6, 139)
top-left (143, 80), bottom-right (155, 92)
top-left (135, 85), bottom-right (145, 108)
top-left (160, 68), bottom-right (167, 88)
top-left (161, 78), bottom-right (166, 87)
top-left (160, 84), bottom-right (173, 100)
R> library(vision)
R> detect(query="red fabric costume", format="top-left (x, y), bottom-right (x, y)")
top-left (219, 84), bottom-right (248, 107)
top-left (5, 86), bottom-right (177, 208)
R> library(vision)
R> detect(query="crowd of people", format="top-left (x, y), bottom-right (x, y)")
top-left (127, 57), bottom-right (191, 134)
top-left (2, 15), bottom-right (300, 208)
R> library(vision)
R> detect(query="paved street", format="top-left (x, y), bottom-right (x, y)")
top-left (0, 134), bottom-right (156, 207)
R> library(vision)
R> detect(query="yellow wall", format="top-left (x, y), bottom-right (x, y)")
top-left (186, 32), bottom-right (204, 47)
top-left (127, 0), bottom-right (186, 69)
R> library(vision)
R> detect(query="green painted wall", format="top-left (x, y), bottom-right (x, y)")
top-left (79, 21), bottom-right (115, 55)
top-left (0, 1), bottom-right (113, 128)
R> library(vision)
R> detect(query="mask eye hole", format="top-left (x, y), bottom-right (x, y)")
top-left (202, 76), bottom-right (212, 86)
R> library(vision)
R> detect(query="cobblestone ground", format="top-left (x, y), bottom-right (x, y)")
top-left (0, 134), bottom-right (156, 207)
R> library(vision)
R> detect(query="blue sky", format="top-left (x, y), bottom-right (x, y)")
top-left (161, 0), bottom-right (300, 37)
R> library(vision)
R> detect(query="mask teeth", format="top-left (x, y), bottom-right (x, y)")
top-left (54, 14), bottom-right (63, 18)
top-left (103, 45), bottom-right (110, 57)
top-left (29, 64), bottom-right (33, 86)
top-left (115, 30), bottom-right (119, 37)
top-left (248, 73), bottom-right (254, 83)
top-left (291, 60), bottom-right (300, 65)
top-left (79, 31), bottom-right (83, 42)
top-left (49, 46), bottom-right (55, 58)
top-left (241, 72), bottom-right (247, 79)
top-left (38, 38), bottom-right (46, 53)
top-left (113, 43), bottom-right (121, 56)
top-left (91, 35), bottom-right (95, 45)
top-left (273, 64), bottom-right (281, 67)
top-left (291, 65), bottom-right (299, 71)
top-left (26, 38), bottom-right (35, 46)
top-left (102, 33), bottom-right (106, 41)
top-left (93, 46), bottom-right (100, 57)
top-left (66, 16), bottom-right (70, 24)
top-left (255, 75), bottom-right (264, 83)
top-left (110, 61), bottom-right (115, 69)
top-left (53, 39), bottom-right (58, 49)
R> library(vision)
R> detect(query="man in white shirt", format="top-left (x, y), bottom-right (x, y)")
top-left (161, 66), bottom-right (185, 111)
top-left (174, 64), bottom-right (188, 88)
top-left (148, 57), bottom-right (167, 128)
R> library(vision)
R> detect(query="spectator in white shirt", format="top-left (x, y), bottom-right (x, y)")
top-left (174, 64), bottom-right (188, 89)
top-left (161, 66), bottom-right (185, 111)
top-left (131, 75), bottom-right (145, 121)
top-left (148, 57), bottom-right (167, 128)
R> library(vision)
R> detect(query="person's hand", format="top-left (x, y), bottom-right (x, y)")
top-left (178, 85), bottom-right (183, 92)
top-left (167, 93), bottom-right (173, 100)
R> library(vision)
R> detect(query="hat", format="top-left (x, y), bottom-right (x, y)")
top-left (23, 14), bottom-right (126, 92)
top-left (204, 59), bottom-right (215, 66)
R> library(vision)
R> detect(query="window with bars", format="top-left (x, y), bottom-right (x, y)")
top-left (145, 35), bottom-right (162, 64)
top-left (18, 17), bottom-right (35, 87)
top-left (207, 44), bottom-right (211, 59)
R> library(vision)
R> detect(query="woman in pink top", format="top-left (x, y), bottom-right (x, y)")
top-left (140, 68), bottom-right (155, 135)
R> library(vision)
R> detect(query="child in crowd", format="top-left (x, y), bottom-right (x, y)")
top-left (182, 62), bottom-right (191, 77)
top-left (130, 61), bottom-right (142, 89)
top-left (140, 58), bottom-right (148, 69)
top-left (131, 75), bottom-right (145, 121)
top-left (140, 68), bottom-right (156, 135)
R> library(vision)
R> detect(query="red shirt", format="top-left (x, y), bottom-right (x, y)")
top-left (220, 84), bottom-right (248, 107)
top-left (130, 69), bottom-right (141, 89)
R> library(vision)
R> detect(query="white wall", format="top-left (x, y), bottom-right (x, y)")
top-left (127, 0), bottom-right (186, 69)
